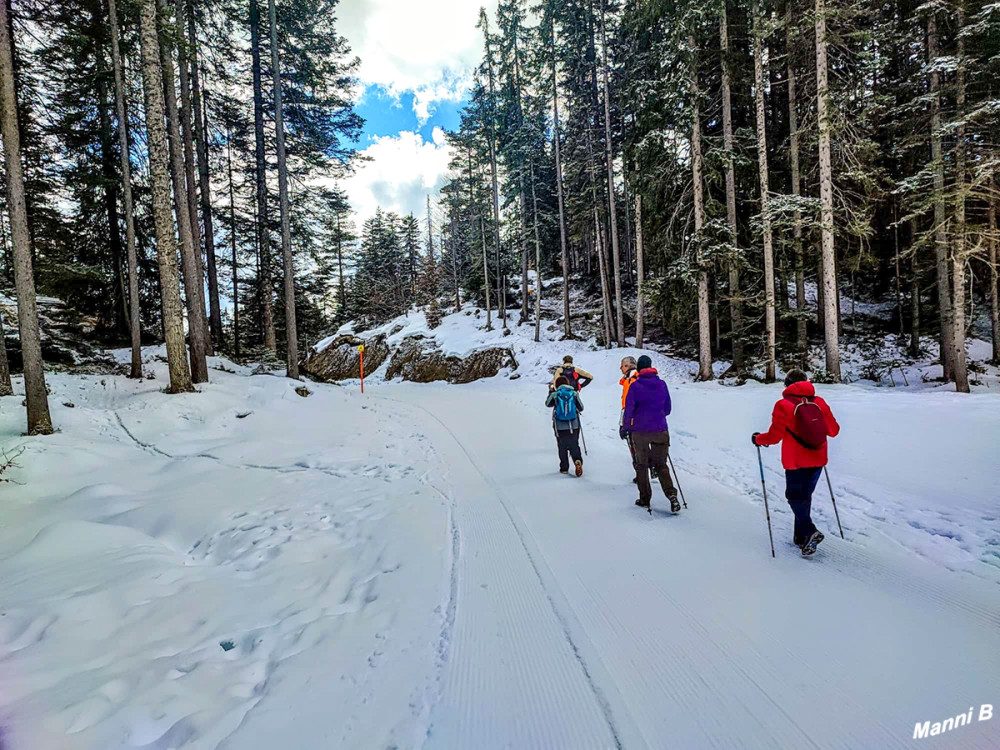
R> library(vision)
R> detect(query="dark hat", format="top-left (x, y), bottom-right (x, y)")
top-left (783, 369), bottom-right (809, 387)
top-left (563, 355), bottom-right (574, 364)
top-left (637, 355), bottom-right (652, 370)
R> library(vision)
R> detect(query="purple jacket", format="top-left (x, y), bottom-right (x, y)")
top-left (623, 368), bottom-right (671, 434)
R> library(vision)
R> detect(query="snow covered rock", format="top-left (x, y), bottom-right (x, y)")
top-left (0, 291), bottom-right (114, 371)
top-left (385, 335), bottom-right (517, 383)
top-left (302, 333), bottom-right (391, 381)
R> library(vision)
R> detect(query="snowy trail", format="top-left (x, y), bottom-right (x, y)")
top-left (378, 380), bottom-right (1000, 750)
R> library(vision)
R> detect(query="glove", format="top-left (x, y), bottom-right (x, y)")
top-left (751, 432), bottom-right (761, 447)
top-left (620, 426), bottom-right (629, 440)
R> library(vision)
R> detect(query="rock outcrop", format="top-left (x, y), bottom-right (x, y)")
top-left (385, 335), bottom-right (517, 384)
top-left (302, 334), bottom-right (390, 381)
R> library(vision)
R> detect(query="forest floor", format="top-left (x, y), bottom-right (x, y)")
top-left (0, 305), bottom-right (998, 749)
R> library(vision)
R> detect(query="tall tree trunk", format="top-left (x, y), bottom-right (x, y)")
top-left (928, 13), bottom-right (952, 381)
top-left (721, 3), bottom-right (744, 370)
top-left (108, 0), bottom-right (142, 378)
top-left (93, 27), bottom-right (127, 339)
top-left (952, 4), bottom-right (969, 392)
top-left (226, 123), bottom-right (240, 358)
top-left (188, 0), bottom-right (222, 347)
top-left (635, 190), bottom-right (645, 348)
top-left (910, 222), bottom-right (921, 358)
top-left (599, 0), bottom-right (624, 346)
top-left (519, 177), bottom-right (529, 323)
top-left (0, 0), bottom-right (51, 432)
top-left (595, 212), bottom-right (613, 346)
top-left (481, 216), bottom-right (492, 330)
top-left (753, 5), bottom-right (776, 382)
top-left (267, 0), bottom-right (298, 379)
top-left (989, 176), bottom-right (999, 363)
top-left (815, 0), bottom-right (840, 380)
top-left (0, 304), bottom-right (11, 395)
top-left (894, 198), bottom-right (904, 337)
top-left (531, 160), bottom-right (542, 342)
top-left (622, 151), bottom-right (634, 288)
top-left (690, 35), bottom-right (712, 381)
top-left (135, 0), bottom-right (192, 394)
top-left (788, 1), bottom-right (807, 360)
top-left (451, 207), bottom-right (461, 312)
top-left (158, 0), bottom-right (209, 383)
top-left (552, 20), bottom-right (571, 339)
top-left (250, 0), bottom-right (276, 352)
top-left (172, 0), bottom-right (210, 356)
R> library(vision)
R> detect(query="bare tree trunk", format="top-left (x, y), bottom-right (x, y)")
top-left (481, 216), bottom-right (492, 330)
top-left (952, 5), bottom-right (969, 392)
top-left (989, 176), bottom-right (999, 363)
top-left (622, 148), bottom-right (634, 288)
top-left (267, 0), bottom-right (298, 379)
top-left (928, 13), bottom-right (952, 381)
top-left (188, 0), bottom-right (223, 347)
top-left (520, 178), bottom-right (529, 323)
top-left (815, 0), bottom-right (840, 380)
top-left (599, 0), bottom-right (624, 346)
top-left (158, 0), bottom-right (209, 383)
top-left (753, 5), bottom-right (776, 382)
top-left (787, 4), bottom-right (807, 359)
top-left (552, 20), bottom-right (571, 339)
top-left (690, 35), bottom-right (712, 381)
top-left (226, 123), bottom-right (240, 358)
top-left (721, 4), bottom-right (743, 370)
top-left (0, 1), bottom-right (51, 431)
top-left (531, 160), bottom-right (542, 342)
top-left (135, 0), bottom-right (192, 394)
top-left (172, 0), bottom-right (211, 357)
top-left (451, 207), bottom-right (461, 313)
top-left (910, 219), bottom-right (921, 358)
top-left (894, 198), bottom-right (904, 338)
top-left (0, 305), bottom-right (11, 395)
top-left (595, 213), bottom-right (612, 346)
top-left (108, 0), bottom-right (142, 379)
top-left (635, 191), bottom-right (645, 348)
top-left (250, 0), bottom-right (276, 352)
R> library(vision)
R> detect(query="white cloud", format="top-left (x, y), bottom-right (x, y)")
top-left (342, 129), bottom-right (453, 222)
top-left (338, 0), bottom-right (497, 121)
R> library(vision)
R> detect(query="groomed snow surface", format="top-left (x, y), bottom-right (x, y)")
top-left (1, 307), bottom-right (999, 750)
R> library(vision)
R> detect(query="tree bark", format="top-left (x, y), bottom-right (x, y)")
top-left (721, 4), bottom-right (743, 370)
top-left (108, 0), bottom-right (142, 378)
top-left (989, 176), bottom-right (999, 363)
top-left (787, 2), bottom-right (807, 359)
top-left (815, 0), bottom-right (840, 380)
top-left (250, 0), bottom-right (276, 352)
top-left (690, 35), bottom-right (712, 381)
top-left (481, 216), bottom-right (492, 330)
top-left (519, 178), bottom-right (529, 323)
top-left (136, 0), bottom-right (192, 393)
top-left (595, 212), bottom-right (612, 346)
top-left (635, 191), bottom-right (645, 348)
top-left (187, 0), bottom-right (223, 347)
top-left (910, 220), bottom-right (921, 359)
top-left (951, 4), bottom-right (969, 392)
top-left (226, 123), bottom-right (240, 357)
top-left (0, 0), bottom-right (51, 432)
top-left (0, 305), bottom-right (11, 396)
top-left (928, 13), bottom-right (952, 381)
top-left (599, 0), bottom-right (624, 346)
top-left (552, 20), bottom-right (571, 339)
top-left (267, 0), bottom-right (298, 379)
top-left (531, 160), bottom-right (542, 342)
top-left (753, 5), bottom-right (776, 382)
top-left (158, 0), bottom-right (209, 383)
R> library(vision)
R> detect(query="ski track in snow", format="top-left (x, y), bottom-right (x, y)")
top-left (0, 333), bottom-right (999, 749)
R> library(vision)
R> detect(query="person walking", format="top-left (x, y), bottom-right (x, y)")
top-left (550, 355), bottom-right (594, 392)
top-left (618, 356), bottom-right (639, 482)
top-left (752, 369), bottom-right (841, 556)
top-left (546, 375), bottom-right (585, 476)
top-left (622, 355), bottom-right (680, 513)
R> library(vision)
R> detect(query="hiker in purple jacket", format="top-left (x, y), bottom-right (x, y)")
top-left (621, 355), bottom-right (681, 513)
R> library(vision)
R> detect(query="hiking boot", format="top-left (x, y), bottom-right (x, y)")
top-left (801, 531), bottom-right (825, 557)
top-left (669, 495), bottom-right (681, 513)
top-left (559, 467), bottom-right (569, 475)
top-left (574, 459), bottom-right (583, 477)
top-left (635, 498), bottom-right (650, 509)
top-left (631, 476), bottom-right (638, 484)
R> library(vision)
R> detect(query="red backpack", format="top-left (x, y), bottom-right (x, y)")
top-left (785, 396), bottom-right (828, 450)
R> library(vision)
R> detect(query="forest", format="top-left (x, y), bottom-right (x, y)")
top-left (1, 0), bottom-right (998, 437)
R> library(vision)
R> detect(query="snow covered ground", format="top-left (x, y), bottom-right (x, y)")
top-left (1, 311), bottom-right (999, 749)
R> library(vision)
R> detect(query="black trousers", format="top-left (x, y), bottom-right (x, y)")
top-left (785, 467), bottom-right (823, 544)
top-left (556, 429), bottom-right (583, 471)
top-left (632, 430), bottom-right (677, 503)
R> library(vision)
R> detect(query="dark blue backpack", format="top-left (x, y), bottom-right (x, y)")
top-left (554, 388), bottom-right (578, 423)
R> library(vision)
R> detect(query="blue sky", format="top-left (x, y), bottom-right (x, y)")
top-left (335, 0), bottom-right (497, 223)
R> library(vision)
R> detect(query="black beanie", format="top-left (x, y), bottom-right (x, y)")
top-left (637, 355), bottom-right (652, 370)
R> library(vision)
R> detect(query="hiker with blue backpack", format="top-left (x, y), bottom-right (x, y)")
top-left (546, 375), bottom-right (585, 476)
top-left (752, 369), bottom-right (841, 556)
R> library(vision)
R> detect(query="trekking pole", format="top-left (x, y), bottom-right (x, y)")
top-left (824, 466), bottom-right (845, 539)
top-left (579, 420), bottom-right (588, 455)
top-left (667, 454), bottom-right (687, 508)
top-left (757, 446), bottom-right (776, 558)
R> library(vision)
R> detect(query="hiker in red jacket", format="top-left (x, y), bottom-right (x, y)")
top-left (752, 369), bottom-right (841, 555)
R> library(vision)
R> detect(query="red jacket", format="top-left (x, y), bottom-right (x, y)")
top-left (755, 381), bottom-right (840, 470)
